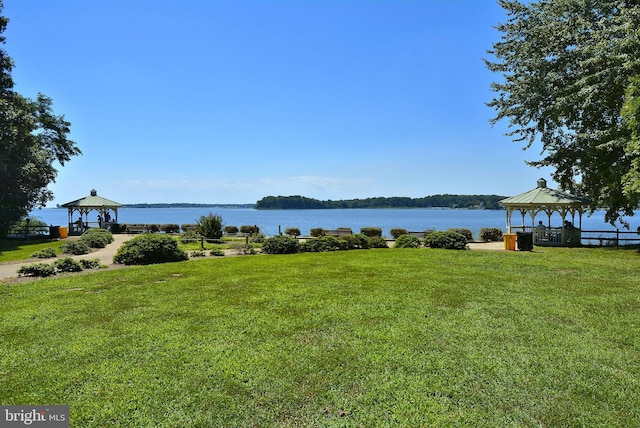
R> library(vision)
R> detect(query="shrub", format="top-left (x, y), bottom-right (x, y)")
top-left (340, 234), bottom-right (369, 250)
top-left (240, 225), bottom-right (260, 235)
top-left (17, 262), bottom-right (56, 277)
top-left (181, 224), bottom-right (198, 233)
top-left (80, 259), bottom-right (102, 269)
top-left (210, 249), bottom-right (225, 257)
top-left (224, 225), bottom-right (239, 234)
top-left (360, 227), bottom-right (382, 237)
top-left (390, 228), bottom-right (408, 239)
top-left (448, 228), bottom-right (473, 241)
top-left (300, 236), bottom-right (347, 252)
top-left (425, 231), bottom-right (468, 250)
top-left (285, 227), bottom-right (301, 237)
top-left (109, 223), bottom-right (126, 233)
top-left (230, 243), bottom-right (256, 255)
top-left (30, 248), bottom-right (58, 259)
top-left (196, 213), bottom-right (223, 239)
top-left (161, 224), bottom-right (180, 234)
top-left (479, 227), bottom-right (503, 242)
top-left (61, 240), bottom-right (90, 255)
top-left (250, 233), bottom-right (266, 244)
top-left (367, 236), bottom-right (389, 249)
top-left (80, 228), bottom-right (114, 248)
top-left (262, 235), bottom-right (300, 254)
top-left (393, 234), bottom-right (421, 248)
top-left (113, 234), bottom-right (189, 265)
top-left (54, 257), bottom-right (83, 273)
top-left (310, 228), bottom-right (324, 238)
top-left (180, 231), bottom-right (200, 244)
top-left (190, 250), bottom-right (206, 257)
top-left (147, 224), bottom-right (160, 233)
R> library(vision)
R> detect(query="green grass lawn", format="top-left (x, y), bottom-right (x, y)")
top-left (0, 238), bottom-right (66, 262)
top-left (1, 247), bottom-right (639, 426)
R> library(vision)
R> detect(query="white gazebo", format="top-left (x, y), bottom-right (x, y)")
top-left (500, 178), bottom-right (590, 247)
top-left (61, 189), bottom-right (122, 234)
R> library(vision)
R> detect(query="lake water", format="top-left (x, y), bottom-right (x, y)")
top-left (29, 207), bottom-right (638, 239)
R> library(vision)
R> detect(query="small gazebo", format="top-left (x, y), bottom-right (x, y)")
top-left (61, 189), bottom-right (122, 234)
top-left (500, 178), bottom-right (590, 246)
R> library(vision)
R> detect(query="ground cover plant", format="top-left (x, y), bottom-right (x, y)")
top-left (1, 247), bottom-right (639, 426)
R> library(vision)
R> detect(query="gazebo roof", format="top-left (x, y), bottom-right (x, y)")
top-left (61, 189), bottom-right (122, 208)
top-left (500, 178), bottom-right (588, 207)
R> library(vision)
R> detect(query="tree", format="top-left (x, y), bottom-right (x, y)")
top-left (0, 1), bottom-right (80, 235)
top-left (622, 75), bottom-right (640, 204)
top-left (486, 0), bottom-right (640, 225)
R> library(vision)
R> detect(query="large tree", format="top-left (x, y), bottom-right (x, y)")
top-left (0, 1), bottom-right (80, 234)
top-left (486, 0), bottom-right (640, 225)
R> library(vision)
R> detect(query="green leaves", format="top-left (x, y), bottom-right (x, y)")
top-left (0, 4), bottom-right (80, 235)
top-left (488, 0), bottom-right (640, 224)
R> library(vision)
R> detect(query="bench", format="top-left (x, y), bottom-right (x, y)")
top-left (126, 224), bottom-right (147, 234)
top-left (407, 231), bottom-right (433, 239)
top-left (323, 228), bottom-right (353, 237)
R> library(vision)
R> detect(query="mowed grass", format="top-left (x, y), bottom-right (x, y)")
top-left (0, 238), bottom-right (66, 262)
top-left (1, 247), bottom-right (639, 426)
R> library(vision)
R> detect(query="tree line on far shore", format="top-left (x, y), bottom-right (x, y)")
top-left (255, 195), bottom-right (506, 210)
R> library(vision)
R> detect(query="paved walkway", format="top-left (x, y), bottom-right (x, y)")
top-left (0, 236), bottom-right (506, 281)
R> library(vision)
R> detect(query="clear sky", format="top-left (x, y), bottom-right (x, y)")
top-left (3, 0), bottom-right (554, 205)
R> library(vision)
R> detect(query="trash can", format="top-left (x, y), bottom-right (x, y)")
top-left (49, 226), bottom-right (60, 239)
top-left (59, 226), bottom-right (68, 238)
top-left (517, 232), bottom-right (534, 251)
top-left (503, 233), bottom-right (517, 251)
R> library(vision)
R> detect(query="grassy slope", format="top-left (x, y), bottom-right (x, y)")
top-left (1, 248), bottom-right (639, 426)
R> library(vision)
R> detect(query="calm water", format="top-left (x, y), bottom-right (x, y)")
top-left (29, 207), bottom-right (637, 238)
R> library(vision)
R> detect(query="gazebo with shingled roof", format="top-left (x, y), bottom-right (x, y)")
top-left (61, 189), bottom-right (122, 234)
top-left (500, 178), bottom-right (590, 246)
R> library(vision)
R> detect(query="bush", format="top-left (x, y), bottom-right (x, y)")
top-left (367, 236), bottom-right (389, 248)
top-left (425, 231), bottom-right (468, 250)
top-left (230, 243), bottom-right (257, 255)
top-left (310, 228), bottom-right (324, 238)
top-left (79, 258), bottom-right (102, 269)
top-left (300, 236), bottom-right (348, 252)
top-left (262, 235), bottom-right (300, 254)
top-left (30, 248), bottom-right (58, 258)
top-left (190, 250), bottom-right (206, 257)
top-left (61, 240), bottom-right (90, 255)
top-left (479, 227), bottom-right (503, 242)
top-left (113, 234), bottom-right (189, 265)
top-left (180, 231), bottom-right (200, 244)
top-left (161, 224), bottom-right (180, 234)
top-left (360, 227), bottom-right (382, 237)
top-left (196, 213), bottom-right (223, 239)
top-left (393, 234), bottom-right (421, 248)
top-left (250, 233), bottom-right (266, 244)
top-left (340, 234), bottom-right (369, 250)
top-left (224, 225), bottom-right (239, 234)
top-left (54, 257), bottom-right (83, 273)
top-left (448, 228), bottom-right (473, 241)
top-left (285, 227), bottom-right (301, 237)
top-left (390, 228), bottom-right (408, 239)
top-left (240, 225), bottom-right (260, 235)
top-left (17, 262), bottom-right (56, 277)
top-left (80, 228), bottom-right (114, 248)
top-left (210, 249), bottom-right (225, 257)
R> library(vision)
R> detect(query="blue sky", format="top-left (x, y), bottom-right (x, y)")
top-left (4, 0), bottom-right (554, 205)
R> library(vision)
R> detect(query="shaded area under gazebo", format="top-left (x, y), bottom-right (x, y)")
top-left (61, 189), bottom-right (122, 235)
top-left (500, 178), bottom-right (590, 247)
